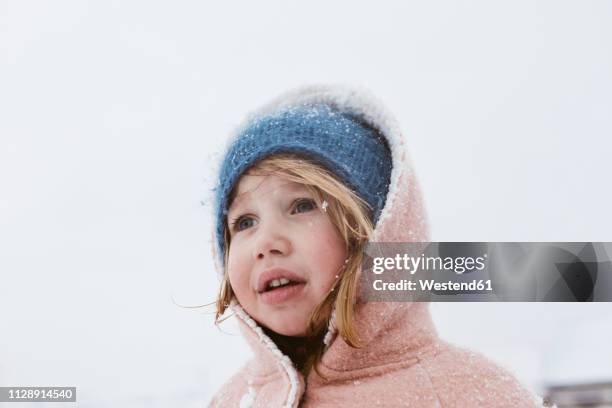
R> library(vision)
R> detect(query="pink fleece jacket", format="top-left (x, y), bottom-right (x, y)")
top-left (208, 85), bottom-right (541, 408)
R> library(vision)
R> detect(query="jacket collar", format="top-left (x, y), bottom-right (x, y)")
top-left (231, 300), bottom-right (438, 407)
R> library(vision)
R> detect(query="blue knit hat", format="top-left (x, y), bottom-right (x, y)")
top-left (214, 103), bottom-right (392, 261)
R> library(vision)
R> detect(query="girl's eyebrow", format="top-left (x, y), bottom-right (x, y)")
top-left (227, 196), bottom-right (249, 219)
top-left (227, 183), bottom-right (263, 217)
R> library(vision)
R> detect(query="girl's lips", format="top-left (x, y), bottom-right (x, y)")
top-left (256, 267), bottom-right (306, 293)
top-left (259, 282), bottom-right (306, 305)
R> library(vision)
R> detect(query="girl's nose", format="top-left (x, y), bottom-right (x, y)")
top-left (252, 223), bottom-right (292, 261)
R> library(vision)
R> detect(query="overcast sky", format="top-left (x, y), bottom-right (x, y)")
top-left (1, 1), bottom-right (611, 406)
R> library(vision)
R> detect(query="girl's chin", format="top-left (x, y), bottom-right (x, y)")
top-left (274, 328), bottom-right (307, 337)
top-left (271, 325), bottom-right (306, 337)
top-left (262, 319), bottom-right (309, 337)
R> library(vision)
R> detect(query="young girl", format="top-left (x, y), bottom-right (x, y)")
top-left (208, 85), bottom-right (541, 407)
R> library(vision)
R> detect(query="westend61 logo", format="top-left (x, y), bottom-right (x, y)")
top-left (360, 242), bottom-right (612, 302)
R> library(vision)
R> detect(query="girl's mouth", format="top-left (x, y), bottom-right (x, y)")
top-left (259, 280), bottom-right (306, 305)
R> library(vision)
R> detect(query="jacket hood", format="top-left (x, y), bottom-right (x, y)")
top-left (210, 84), bottom-right (432, 407)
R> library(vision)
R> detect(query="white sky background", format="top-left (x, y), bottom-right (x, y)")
top-left (1, 0), bottom-right (611, 406)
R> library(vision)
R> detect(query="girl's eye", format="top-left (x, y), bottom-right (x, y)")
top-left (231, 216), bottom-right (257, 232)
top-left (292, 198), bottom-right (316, 214)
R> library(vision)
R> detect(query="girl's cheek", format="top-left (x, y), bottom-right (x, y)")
top-left (228, 247), bottom-right (251, 292)
top-left (227, 253), bottom-right (233, 271)
top-left (300, 216), bottom-right (327, 238)
top-left (227, 238), bottom-right (244, 270)
top-left (226, 252), bottom-right (239, 286)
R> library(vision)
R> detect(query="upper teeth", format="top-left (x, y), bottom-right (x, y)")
top-left (268, 278), bottom-right (290, 289)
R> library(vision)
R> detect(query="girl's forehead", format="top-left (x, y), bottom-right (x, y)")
top-left (235, 174), bottom-right (306, 195)
top-left (230, 174), bottom-right (309, 209)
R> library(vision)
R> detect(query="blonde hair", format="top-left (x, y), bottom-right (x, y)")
top-left (215, 152), bottom-right (375, 377)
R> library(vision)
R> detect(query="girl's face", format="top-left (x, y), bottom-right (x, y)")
top-left (226, 173), bottom-right (347, 337)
